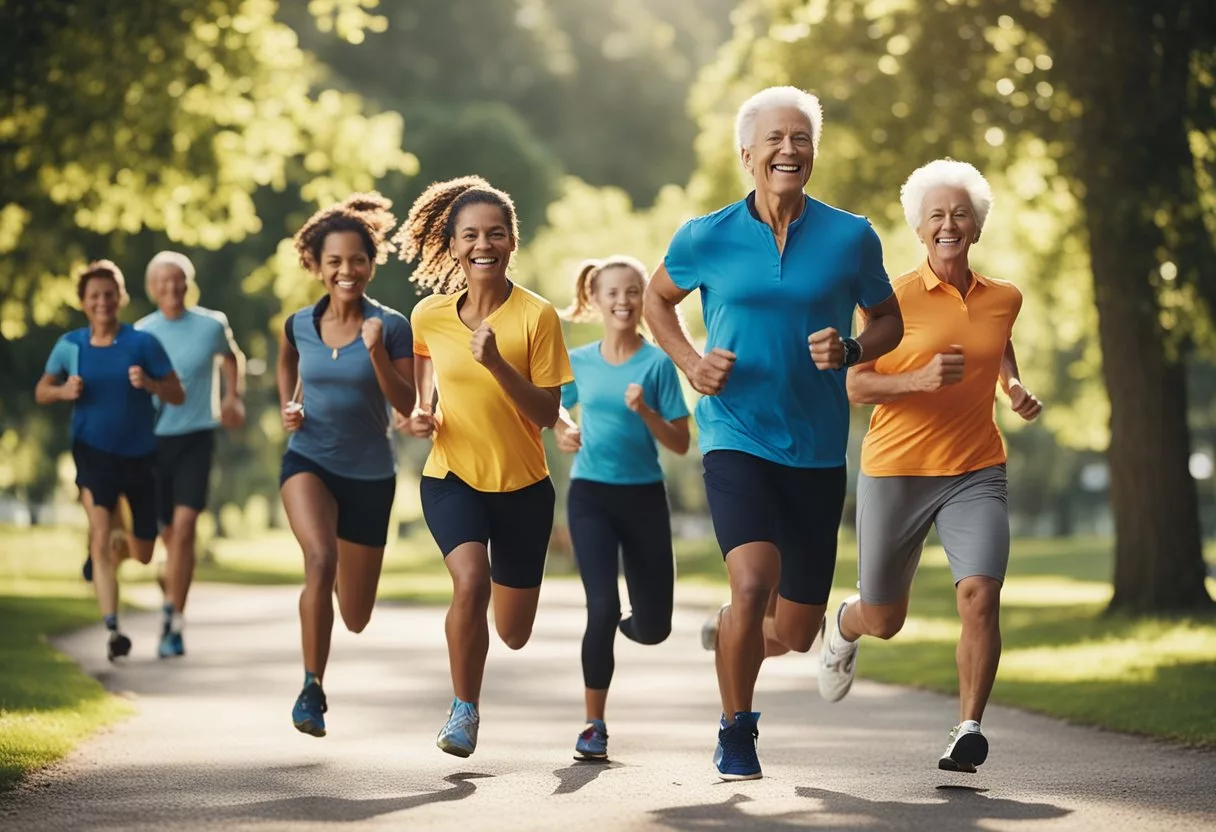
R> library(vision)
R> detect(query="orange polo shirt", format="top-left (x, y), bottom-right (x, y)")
top-left (859, 261), bottom-right (1022, 477)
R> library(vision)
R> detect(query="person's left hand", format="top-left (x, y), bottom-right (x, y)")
top-left (808, 327), bottom-right (844, 370)
top-left (1009, 381), bottom-right (1043, 421)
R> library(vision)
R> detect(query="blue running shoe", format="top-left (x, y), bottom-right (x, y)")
top-left (574, 719), bottom-right (609, 761)
top-left (292, 681), bottom-right (327, 737)
top-left (437, 698), bottom-right (479, 757)
top-left (158, 630), bottom-right (185, 659)
top-left (714, 711), bottom-right (762, 781)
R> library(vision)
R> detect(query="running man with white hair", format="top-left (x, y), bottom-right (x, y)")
top-left (136, 250), bottom-right (246, 658)
top-left (818, 158), bottom-right (1042, 773)
top-left (645, 85), bottom-right (904, 780)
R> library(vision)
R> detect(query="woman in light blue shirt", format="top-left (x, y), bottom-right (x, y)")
top-left (554, 255), bottom-right (691, 762)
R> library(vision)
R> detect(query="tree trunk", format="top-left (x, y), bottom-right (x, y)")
top-left (1064, 0), bottom-right (1213, 613)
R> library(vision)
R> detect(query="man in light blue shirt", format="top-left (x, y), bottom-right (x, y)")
top-left (135, 251), bottom-right (245, 659)
top-left (644, 86), bottom-right (904, 780)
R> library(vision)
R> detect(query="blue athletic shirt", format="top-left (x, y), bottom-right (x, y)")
top-left (562, 340), bottom-right (690, 485)
top-left (43, 324), bottom-right (175, 457)
top-left (284, 296), bottom-right (412, 480)
top-left (664, 192), bottom-right (894, 468)
top-left (135, 306), bottom-right (236, 437)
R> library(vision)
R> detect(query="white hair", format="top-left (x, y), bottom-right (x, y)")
top-left (734, 86), bottom-right (823, 152)
top-left (900, 159), bottom-right (994, 232)
top-left (144, 250), bottom-right (196, 299)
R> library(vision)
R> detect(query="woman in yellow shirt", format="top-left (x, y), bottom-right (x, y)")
top-left (395, 176), bottom-right (574, 758)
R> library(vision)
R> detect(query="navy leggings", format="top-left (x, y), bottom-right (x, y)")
top-left (567, 479), bottom-right (674, 690)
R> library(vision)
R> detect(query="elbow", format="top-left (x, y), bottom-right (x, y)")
top-left (674, 438), bottom-right (691, 456)
top-left (165, 389), bottom-right (186, 406)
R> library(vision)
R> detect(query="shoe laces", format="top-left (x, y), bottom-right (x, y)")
top-left (298, 683), bottom-right (328, 715)
top-left (447, 701), bottom-right (478, 733)
top-left (718, 721), bottom-right (759, 768)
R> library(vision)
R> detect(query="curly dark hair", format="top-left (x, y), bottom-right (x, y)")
top-left (393, 176), bottom-right (519, 294)
top-left (76, 259), bottom-right (129, 303)
top-left (293, 192), bottom-right (398, 271)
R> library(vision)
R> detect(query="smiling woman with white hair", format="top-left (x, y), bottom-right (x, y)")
top-left (819, 158), bottom-right (1042, 775)
top-left (643, 85), bottom-right (904, 781)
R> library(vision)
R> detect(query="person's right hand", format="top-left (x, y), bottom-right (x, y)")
top-left (914, 345), bottom-right (965, 392)
top-left (407, 408), bottom-right (436, 439)
top-left (555, 423), bottom-right (582, 453)
top-left (689, 348), bottom-right (736, 396)
top-left (61, 375), bottom-right (84, 401)
top-left (282, 401), bottom-right (304, 433)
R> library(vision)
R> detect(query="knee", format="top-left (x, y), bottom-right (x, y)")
top-left (131, 540), bottom-right (155, 565)
top-left (957, 579), bottom-right (1001, 625)
top-left (731, 579), bottom-right (775, 617)
top-left (628, 616), bottom-right (671, 645)
top-left (302, 547), bottom-right (338, 588)
top-left (868, 614), bottom-right (906, 641)
top-left (175, 516), bottom-right (199, 540)
top-left (778, 621), bottom-right (817, 654)
top-left (497, 622), bottom-right (532, 651)
top-left (340, 607), bottom-right (373, 634)
top-left (586, 596), bottom-right (621, 631)
top-left (451, 575), bottom-right (491, 610)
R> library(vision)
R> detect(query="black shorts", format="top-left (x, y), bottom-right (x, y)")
top-left (73, 442), bottom-right (159, 541)
top-left (279, 451), bottom-right (397, 548)
top-left (156, 429), bottom-right (215, 526)
top-left (420, 473), bottom-right (555, 589)
top-left (702, 450), bottom-right (846, 606)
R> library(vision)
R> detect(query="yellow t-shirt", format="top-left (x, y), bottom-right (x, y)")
top-left (859, 261), bottom-right (1022, 477)
top-left (412, 284), bottom-right (574, 492)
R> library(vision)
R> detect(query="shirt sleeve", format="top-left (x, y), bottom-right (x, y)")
top-left (561, 380), bottom-right (579, 409)
top-left (142, 334), bottom-right (175, 380)
top-left (410, 303), bottom-right (430, 358)
top-left (663, 219), bottom-right (700, 292)
top-left (383, 311), bottom-right (414, 360)
top-left (211, 311), bottom-right (237, 358)
top-left (44, 336), bottom-right (76, 379)
top-left (854, 222), bottom-right (894, 309)
top-left (529, 303), bottom-right (574, 388)
top-left (653, 355), bottom-right (690, 421)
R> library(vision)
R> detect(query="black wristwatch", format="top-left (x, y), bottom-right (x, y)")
top-left (842, 337), bottom-right (863, 368)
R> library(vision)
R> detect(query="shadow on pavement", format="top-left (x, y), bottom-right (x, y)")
top-left (551, 760), bottom-right (623, 795)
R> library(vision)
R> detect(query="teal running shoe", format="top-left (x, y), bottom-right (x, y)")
top-left (437, 698), bottom-right (479, 757)
top-left (714, 711), bottom-right (762, 781)
top-left (292, 681), bottom-right (328, 737)
top-left (158, 630), bottom-right (185, 659)
top-left (574, 719), bottom-right (609, 761)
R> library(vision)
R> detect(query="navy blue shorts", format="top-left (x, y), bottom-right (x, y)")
top-left (73, 442), bottom-right (159, 541)
top-left (156, 429), bottom-right (215, 525)
top-left (702, 450), bottom-right (846, 606)
top-left (420, 473), bottom-right (555, 589)
top-left (280, 451), bottom-right (396, 548)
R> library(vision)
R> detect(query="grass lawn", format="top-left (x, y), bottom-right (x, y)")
top-left (677, 533), bottom-right (1216, 746)
top-left (0, 530), bottom-right (135, 790)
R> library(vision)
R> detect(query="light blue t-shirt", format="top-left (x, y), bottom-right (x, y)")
top-left (136, 306), bottom-right (235, 437)
top-left (562, 340), bottom-right (689, 485)
top-left (43, 325), bottom-right (175, 457)
top-left (664, 192), bottom-right (893, 468)
top-left (285, 296), bottom-right (412, 480)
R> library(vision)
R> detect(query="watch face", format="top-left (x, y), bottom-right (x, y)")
top-left (844, 339), bottom-right (861, 366)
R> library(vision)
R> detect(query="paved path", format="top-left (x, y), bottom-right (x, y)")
top-left (2, 582), bottom-right (1213, 831)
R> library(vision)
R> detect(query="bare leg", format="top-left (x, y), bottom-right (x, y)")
top-left (956, 576), bottom-right (1002, 723)
top-left (444, 543), bottom-right (492, 703)
top-left (163, 506), bottom-right (200, 613)
top-left (335, 540), bottom-right (386, 634)
top-left (717, 544), bottom-right (781, 718)
top-left (281, 474), bottom-right (339, 679)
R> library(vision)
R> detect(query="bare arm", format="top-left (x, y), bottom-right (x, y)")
top-left (643, 265), bottom-right (700, 377)
top-left (489, 361), bottom-right (562, 428)
top-left (999, 339), bottom-right (1043, 420)
top-left (277, 333), bottom-right (299, 408)
top-left (855, 294), bottom-right (904, 364)
top-left (847, 359), bottom-right (938, 405)
top-left (999, 339), bottom-right (1022, 395)
top-left (414, 354), bottom-right (436, 411)
top-left (35, 372), bottom-right (78, 405)
top-left (145, 371), bottom-right (185, 405)
top-left (368, 349), bottom-right (417, 416)
top-left (220, 352), bottom-right (245, 399)
top-left (637, 410), bottom-right (691, 455)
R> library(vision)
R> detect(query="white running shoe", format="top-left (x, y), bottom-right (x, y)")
top-left (938, 720), bottom-right (988, 773)
top-left (817, 595), bottom-right (859, 702)
top-left (700, 603), bottom-right (729, 651)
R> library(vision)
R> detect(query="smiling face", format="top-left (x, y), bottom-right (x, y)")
top-left (917, 185), bottom-right (979, 267)
top-left (741, 105), bottom-right (815, 199)
top-left (81, 275), bottom-right (122, 328)
top-left (449, 201), bottom-right (516, 286)
top-left (149, 263), bottom-right (188, 315)
top-left (592, 265), bottom-right (645, 333)
top-left (316, 230), bottom-right (373, 300)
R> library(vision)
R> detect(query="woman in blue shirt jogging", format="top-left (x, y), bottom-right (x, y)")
top-left (554, 255), bottom-right (691, 761)
top-left (276, 193), bottom-right (416, 738)
top-left (35, 260), bottom-right (184, 662)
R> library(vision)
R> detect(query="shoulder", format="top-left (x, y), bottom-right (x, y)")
top-left (513, 285), bottom-right (562, 327)
top-left (125, 325), bottom-right (161, 349)
top-left (290, 303), bottom-right (318, 323)
top-left (411, 292), bottom-right (452, 323)
top-left (365, 297), bottom-right (410, 326)
top-left (978, 273), bottom-right (1021, 297)
top-left (134, 311), bottom-right (159, 330)
top-left (569, 342), bottom-right (599, 363)
top-left (680, 199), bottom-right (749, 241)
top-left (191, 305), bottom-right (230, 328)
top-left (64, 327), bottom-right (88, 345)
top-left (890, 269), bottom-right (925, 296)
top-left (807, 197), bottom-right (877, 239)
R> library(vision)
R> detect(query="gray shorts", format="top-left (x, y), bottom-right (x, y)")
top-left (856, 464), bottom-right (1009, 605)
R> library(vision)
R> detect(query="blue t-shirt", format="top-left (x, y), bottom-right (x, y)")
top-left (562, 340), bottom-right (690, 485)
top-left (136, 306), bottom-right (235, 437)
top-left (665, 192), bottom-right (893, 467)
top-left (43, 324), bottom-right (175, 457)
top-left (285, 296), bottom-right (412, 480)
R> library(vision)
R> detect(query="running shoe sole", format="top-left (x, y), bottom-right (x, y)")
top-left (573, 750), bottom-right (609, 762)
top-left (716, 770), bottom-right (763, 782)
top-left (939, 732), bottom-right (988, 773)
top-left (294, 719), bottom-right (326, 738)
top-left (437, 738), bottom-right (473, 758)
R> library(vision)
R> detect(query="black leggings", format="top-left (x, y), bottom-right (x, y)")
top-left (567, 479), bottom-right (674, 690)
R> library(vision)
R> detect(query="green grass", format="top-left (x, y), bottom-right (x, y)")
top-left (677, 533), bottom-right (1216, 746)
top-left (0, 531), bottom-right (134, 790)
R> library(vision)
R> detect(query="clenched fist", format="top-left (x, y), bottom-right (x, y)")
top-left (220, 394), bottom-right (245, 430)
top-left (914, 346), bottom-right (965, 392)
top-left (470, 321), bottom-right (503, 370)
top-left (407, 408), bottom-right (436, 439)
top-left (555, 422), bottom-right (582, 453)
top-left (282, 401), bottom-right (304, 433)
top-left (1008, 381), bottom-right (1043, 421)
top-left (689, 348), bottom-right (736, 396)
top-left (624, 382), bottom-right (648, 413)
top-left (61, 375), bottom-right (84, 401)
top-left (808, 327), bottom-right (844, 370)
top-left (128, 365), bottom-right (149, 390)
top-left (361, 317), bottom-right (384, 354)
